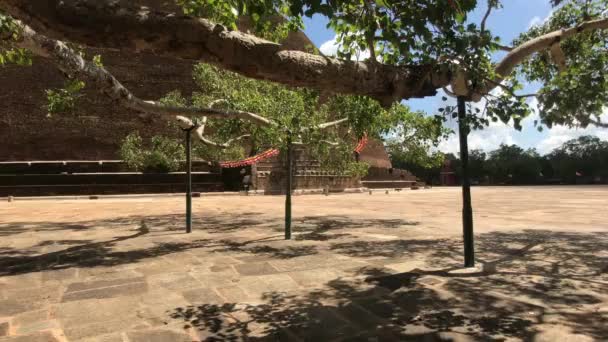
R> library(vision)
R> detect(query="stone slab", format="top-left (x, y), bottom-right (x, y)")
top-left (127, 329), bottom-right (192, 342)
top-left (233, 262), bottom-right (279, 276)
top-left (0, 322), bottom-right (8, 337)
top-left (181, 288), bottom-right (224, 304)
top-left (61, 281), bottom-right (148, 302)
top-left (0, 331), bottom-right (60, 342)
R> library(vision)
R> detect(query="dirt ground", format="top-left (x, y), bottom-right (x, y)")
top-left (0, 186), bottom-right (607, 341)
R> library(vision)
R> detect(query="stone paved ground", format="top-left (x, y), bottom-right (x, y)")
top-left (0, 186), bottom-right (607, 341)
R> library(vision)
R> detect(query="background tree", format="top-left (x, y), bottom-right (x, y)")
top-left (404, 136), bottom-right (608, 186)
top-left (158, 63), bottom-right (447, 176)
top-left (486, 145), bottom-right (542, 185)
top-left (548, 135), bottom-right (608, 183)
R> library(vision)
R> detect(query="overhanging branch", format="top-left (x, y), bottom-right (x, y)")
top-left (0, 0), bottom-right (450, 104)
top-left (12, 19), bottom-right (274, 127)
top-left (493, 18), bottom-right (608, 81)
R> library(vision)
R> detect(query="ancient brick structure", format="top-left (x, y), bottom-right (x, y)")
top-left (0, 1), bottom-right (415, 195)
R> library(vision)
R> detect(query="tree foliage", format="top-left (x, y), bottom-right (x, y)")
top-left (409, 136), bottom-right (608, 185)
top-left (161, 63), bottom-right (447, 175)
top-left (119, 132), bottom-right (185, 173)
top-left (175, 0), bottom-right (608, 130)
top-left (515, 0), bottom-right (608, 128)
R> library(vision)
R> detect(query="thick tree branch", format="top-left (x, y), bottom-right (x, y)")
top-left (0, 0), bottom-right (450, 104)
top-left (12, 19), bottom-right (274, 127)
top-left (468, 17), bottom-right (608, 99)
top-left (494, 17), bottom-right (608, 80)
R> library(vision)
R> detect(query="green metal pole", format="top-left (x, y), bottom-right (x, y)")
top-left (457, 96), bottom-right (475, 267)
top-left (285, 134), bottom-right (292, 240)
top-left (185, 128), bottom-right (193, 234)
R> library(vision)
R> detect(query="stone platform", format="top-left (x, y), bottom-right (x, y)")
top-left (0, 186), bottom-right (607, 341)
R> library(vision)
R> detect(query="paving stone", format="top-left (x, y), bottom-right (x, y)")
top-left (352, 297), bottom-right (401, 320)
top-left (127, 329), bottom-right (192, 342)
top-left (63, 319), bottom-right (134, 341)
top-left (284, 306), bottom-right (358, 341)
top-left (148, 273), bottom-right (201, 291)
top-left (64, 277), bottom-right (145, 293)
top-left (77, 332), bottom-right (125, 342)
top-left (0, 274), bottom-right (41, 290)
top-left (61, 281), bottom-right (148, 302)
top-left (269, 258), bottom-right (339, 273)
top-left (417, 276), bottom-right (443, 286)
top-left (53, 297), bottom-right (140, 326)
top-left (40, 268), bottom-right (78, 283)
top-left (162, 253), bottom-right (204, 266)
top-left (285, 269), bottom-right (342, 287)
top-left (138, 289), bottom-right (190, 314)
top-left (134, 262), bottom-right (184, 276)
top-left (0, 322), bottom-right (8, 337)
top-left (215, 286), bottom-right (251, 302)
top-left (208, 256), bottom-right (243, 265)
top-left (0, 331), bottom-right (60, 342)
top-left (190, 269), bottom-right (239, 287)
top-left (260, 274), bottom-right (301, 292)
top-left (233, 262), bottom-right (279, 276)
top-left (15, 319), bottom-right (61, 335)
top-left (0, 299), bottom-right (40, 316)
top-left (12, 310), bottom-right (50, 327)
top-left (4, 286), bottom-right (63, 306)
top-left (77, 267), bottom-right (142, 282)
top-left (333, 302), bottom-right (384, 330)
top-left (181, 288), bottom-right (224, 304)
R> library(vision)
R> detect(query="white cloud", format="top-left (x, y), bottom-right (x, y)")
top-left (438, 102), bottom-right (608, 156)
top-left (528, 16), bottom-right (542, 28)
top-left (319, 35), bottom-right (371, 61)
top-left (528, 9), bottom-right (555, 28)
top-left (536, 110), bottom-right (608, 154)
top-left (437, 119), bottom-right (518, 155)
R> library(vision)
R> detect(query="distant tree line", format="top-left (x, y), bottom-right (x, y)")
top-left (391, 135), bottom-right (608, 185)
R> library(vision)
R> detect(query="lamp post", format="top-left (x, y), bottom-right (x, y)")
top-left (177, 117), bottom-right (196, 234)
top-left (457, 96), bottom-right (475, 267)
top-left (285, 132), bottom-right (293, 240)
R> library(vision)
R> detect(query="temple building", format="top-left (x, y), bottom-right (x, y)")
top-left (0, 0), bottom-right (418, 196)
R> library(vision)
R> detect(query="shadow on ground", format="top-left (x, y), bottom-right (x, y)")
top-left (168, 230), bottom-right (608, 341)
top-left (0, 213), bottom-right (417, 276)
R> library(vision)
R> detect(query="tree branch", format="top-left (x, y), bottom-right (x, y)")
top-left (0, 0), bottom-right (450, 104)
top-left (589, 118), bottom-right (608, 128)
top-left (465, 17), bottom-right (608, 100)
top-left (480, 1), bottom-right (493, 33)
top-left (12, 19), bottom-right (275, 127)
top-left (199, 134), bottom-right (252, 149)
top-left (316, 118), bottom-right (349, 129)
top-left (493, 17), bottom-right (608, 82)
top-left (495, 44), bottom-right (513, 52)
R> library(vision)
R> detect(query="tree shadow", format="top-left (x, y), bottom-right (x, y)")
top-left (292, 215), bottom-right (419, 242)
top-left (168, 229), bottom-right (608, 341)
top-left (211, 239), bottom-right (319, 259)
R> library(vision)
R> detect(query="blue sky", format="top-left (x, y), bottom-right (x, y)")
top-left (301, 1), bottom-right (608, 155)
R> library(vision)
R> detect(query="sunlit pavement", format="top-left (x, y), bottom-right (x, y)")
top-left (1, 186), bottom-right (607, 341)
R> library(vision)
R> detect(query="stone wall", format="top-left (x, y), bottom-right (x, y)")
top-left (0, 1), bottom-right (317, 162)
top-left (0, 51), bottom-right (194, 161)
